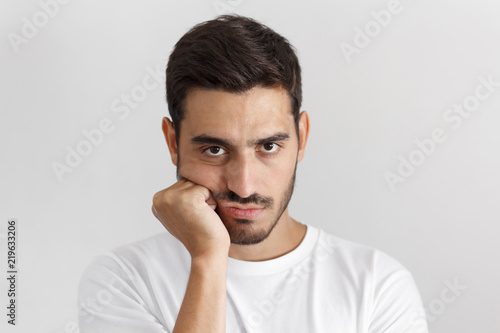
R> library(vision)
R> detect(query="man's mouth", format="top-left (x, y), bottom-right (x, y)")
top-left (220, 203), bottom-right (264, 219)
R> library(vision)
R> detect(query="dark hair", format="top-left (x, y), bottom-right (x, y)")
top-left (165, 14), bottom-right (302, 140)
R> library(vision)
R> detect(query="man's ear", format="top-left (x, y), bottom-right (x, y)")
top-left (297, 111), bottom-right (310, 162)
top-left (162, 117), bottom-right (178, 166)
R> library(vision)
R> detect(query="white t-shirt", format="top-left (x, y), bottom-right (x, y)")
top-left (77, 224), bottom-right (429, 333)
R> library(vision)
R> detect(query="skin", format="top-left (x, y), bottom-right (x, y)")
top-left (157, 84), bottom-right (310, 260)
top-left (151, 84), bottom-right (310, 332)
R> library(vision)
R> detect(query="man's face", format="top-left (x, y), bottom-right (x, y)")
top-left (167, 85), bottom-right (307, 245)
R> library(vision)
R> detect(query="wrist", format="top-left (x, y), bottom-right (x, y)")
top-left (191, 251), bottom-right (229, 270)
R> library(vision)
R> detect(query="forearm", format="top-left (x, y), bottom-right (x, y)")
top-left (173, 254), bottom-right (228, 333)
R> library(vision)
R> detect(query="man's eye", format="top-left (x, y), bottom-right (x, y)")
top-left (205, 146), bottom-right (226, 156)
top-left (259, 143), bottom-right (279, 153)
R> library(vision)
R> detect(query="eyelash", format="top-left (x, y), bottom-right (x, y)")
top-left (203, 146), bottom-right (226, 157)
top-left (201, 143), bottom-right (282, 158)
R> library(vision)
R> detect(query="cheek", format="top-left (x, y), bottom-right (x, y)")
top-left (265, 154), bottom-right (296, 191)
top-left (179, 156), bottom-right (225, 191)
top-left (276, 165), bottom-right (294, 188)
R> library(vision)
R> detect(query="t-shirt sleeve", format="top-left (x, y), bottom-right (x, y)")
top-left (77, 254), bottom-right (171, 333)
top-left (367, 252), bottom-right (429, 333)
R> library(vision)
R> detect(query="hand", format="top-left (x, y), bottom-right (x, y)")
top-left (152, 179), bottom-right (230, 259)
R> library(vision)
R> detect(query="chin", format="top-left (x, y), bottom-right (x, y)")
top-left (221, 214), bottom-right (276, 246)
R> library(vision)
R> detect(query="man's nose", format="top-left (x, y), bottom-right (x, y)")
top-left (225, 153), bottom-right (258, 199)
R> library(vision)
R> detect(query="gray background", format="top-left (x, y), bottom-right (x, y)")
top-left (1, 0), bottom-right (499, 332)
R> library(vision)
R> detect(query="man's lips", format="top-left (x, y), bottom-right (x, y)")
top-left (219, 203), bottom-right (264, 219)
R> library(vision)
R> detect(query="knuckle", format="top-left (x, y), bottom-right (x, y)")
top-left (162, 189), bottom-right (177, 206)
top-left (178, 192), bottom-right (191, 205)
top-left (152, 192), bottom-right (160, 205)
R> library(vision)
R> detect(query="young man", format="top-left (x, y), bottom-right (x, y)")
top-left (78, 15), bottom-right (428, 333)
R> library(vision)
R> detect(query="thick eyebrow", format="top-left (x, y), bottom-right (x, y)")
top-left (253, 133), bottom-right (290, 145)
top-left (190, 132), bottom-right (290, 147)
top-left (191, 135), bottom-right (231, 147)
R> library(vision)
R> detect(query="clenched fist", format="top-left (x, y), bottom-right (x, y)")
top-left (152, 179), bottom-right (230, 259)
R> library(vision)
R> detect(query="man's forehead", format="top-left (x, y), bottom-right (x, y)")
top-left (183, 86), bottom-right (291, 118)
top-left (180, 85), bottom-right (295, 140)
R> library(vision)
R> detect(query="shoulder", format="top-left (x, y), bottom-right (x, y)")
top-left (314, 227), bottom-right (408, 276)
top-left (311, 227), bottom-right (427, 332)
top-left (77, 233), bottom-right (184, 332)
top-left (311, 226), bottom-right (420, 298)
top-left (79, 231), bottom-right (190, 290)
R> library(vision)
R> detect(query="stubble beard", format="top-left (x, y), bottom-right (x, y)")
top-left (222, 164), bottom-right (297, 245)
top-left (176, 155), bottom-right (297, 246)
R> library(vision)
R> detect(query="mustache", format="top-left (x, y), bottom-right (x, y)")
top-left (177, 174), bottom-right (274, 208)
top-left (212, 191), bottom-right (274, 208)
